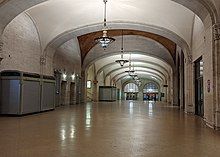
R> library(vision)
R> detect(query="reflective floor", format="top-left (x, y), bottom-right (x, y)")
top-left (1, 101), bottom-right (220, 157)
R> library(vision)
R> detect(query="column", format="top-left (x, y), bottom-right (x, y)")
top-left (0, 37), bottom-right (4, 66)
top-left (185, 59), bottom-right (194, 113)
top-left (80, 70), bottom-right (86, 104)
top-left (93, 80), bottom-right (98, 102)
top-left (213, 23), bottom-right (220, 129)
top-left (173, 70), bottom-right (179, 106)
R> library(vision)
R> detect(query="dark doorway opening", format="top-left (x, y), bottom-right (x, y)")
top-left (70, 82), bottom-right (75, 105)
top-left (195, 57), bottom-right (204, 117)
top-left (125, 93), bottom-right (138, 100)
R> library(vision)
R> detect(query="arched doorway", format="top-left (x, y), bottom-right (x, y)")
top-left (124, 83), bottom-right (139, 100)
top-left (143, 82), bottom-right (159, 101)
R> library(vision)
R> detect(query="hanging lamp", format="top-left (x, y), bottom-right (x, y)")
top-left (94, 0), bottom-right (115, 49)
top-left (115, 30), bottom-right (129, 66)
top-left (125, 53), bottom-right (135, 74)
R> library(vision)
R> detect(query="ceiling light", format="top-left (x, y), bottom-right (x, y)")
top-left (130, 73), bottom-right (138, 78)
top-left (63, 73), bottom-right (67, 79)
top-left (115, 30), bottom-right (129, 66)
top-left (125, 53), bottom-right (135, 74)
top-left (71, 74), bottom-right (75, 80)
top-left (94, 0), bottom-right (115, 49)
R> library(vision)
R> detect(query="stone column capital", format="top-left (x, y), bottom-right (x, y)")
top-left (213, 23), bottom-right (220, 41)
top-left (40, 56), bottom-right (46, 65)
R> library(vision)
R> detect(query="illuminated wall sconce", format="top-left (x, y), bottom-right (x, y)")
top-left (71, 74), bottom-right (75, 81)
top-left (62, 73), bottom-right (67, 80)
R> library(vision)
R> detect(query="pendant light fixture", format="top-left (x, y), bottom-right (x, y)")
top-left (125, 53), bottom-right (135, 74)
top-left (115, 30), bottom-right (129, 66)
top-left (94, 0), bottom-right (115, 49)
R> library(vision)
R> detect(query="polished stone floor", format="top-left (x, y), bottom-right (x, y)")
top-left (1, 101), bottom-right (220, 157)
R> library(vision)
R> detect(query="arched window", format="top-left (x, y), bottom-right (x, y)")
top-left (143, 82), bottom-right (158, 93)
top-left (124, 83), bottom-right (139, 93)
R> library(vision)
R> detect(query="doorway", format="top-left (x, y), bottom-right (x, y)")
top-left (143, 82), bottom-right (159, 101)
top-left (124, 83), bottom-right (139, 100)
top-left (61, 81), bottom-right (67, 106)
top-left (125, 92), bottom-right (138, 100)
top-left (70, 82), bottom-right (75, 105)
top-left (143, 93), bottom-right (158, 101)
top-left (195, 57), bottom-right (204, 117)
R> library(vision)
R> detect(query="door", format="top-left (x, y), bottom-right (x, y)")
top-left (70, 82), bottom-right (75, 105)
top-left (61, 81), bottom-right (67, 106)
top-left (195, 58), bottom-right (204, 117)
top-left (126, 93), bottom-right (137, 100)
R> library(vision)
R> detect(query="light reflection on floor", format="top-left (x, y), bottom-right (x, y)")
top-left (129, 101), bottom-right (134, 115)
top-left (148, 101), bottom-right (154, 117)
top-left (0, 101), bottom-right (220, 157)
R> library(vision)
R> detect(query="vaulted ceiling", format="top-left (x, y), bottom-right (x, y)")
top-left (78, 29), bottom-right (176, 62)
top-left (1, 0), bottom-right (216, 84)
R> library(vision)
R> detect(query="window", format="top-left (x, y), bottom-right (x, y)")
top-left (143, 82), bottom-right (158, 93)
top-left (124, 83), bottom-right (139, 93)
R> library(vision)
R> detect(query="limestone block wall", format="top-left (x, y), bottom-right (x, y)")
top-left (190, 15), bottom-right (214, 126)
top-left (53, 38), bottom-right (81, 105)
top-left (1, 12), bottom-right (41, 74)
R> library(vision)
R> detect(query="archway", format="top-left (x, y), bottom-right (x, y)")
top-left (143, 82), bottom-right (160, 101)
top-left (124, 83), bottom-right (139, 100)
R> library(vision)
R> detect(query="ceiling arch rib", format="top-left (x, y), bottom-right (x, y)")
top-left (46, 22), bottom-right (189, 62)
top-left (96, 60), bottom-right (170, 77)
top-left (111, 70), bottom-right (164, 84)
top-left (94, 53), bottom-right (172, 75)
top-left (114, 72), bottom-right (163, 84)
top-left (0, 0), bottom-right (217, 38)
top-left (110, 69), bottom-right (165, 83)
top-left (106, 66), bottom-right (166, 82)
top-left (24, 0), bottom-right (216, 51)
top-left (102, 64), bottom-right (168, 79)
top-left (78, 29), bottom-right (176, 62)
top-left (83, 35), bottom-right (175, 69)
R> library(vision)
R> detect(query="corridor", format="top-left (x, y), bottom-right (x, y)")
top-left (1, 101), bottom-right (220, 157)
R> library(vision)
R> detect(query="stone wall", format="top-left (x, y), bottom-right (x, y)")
top-left (53, 38), bottom-right (81, 106)
top-left (1, 13), bottom-right (41, 74)
top-left (190, 15), bottom-right (214, 126)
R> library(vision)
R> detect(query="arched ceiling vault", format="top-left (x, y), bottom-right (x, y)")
top-left (84, 36), bottom-right (174, 70)
top-left (114, 72), bottom-right (163, 84)
top-left (91, 53), bottom-right (171, 83)
top-left (78, 29), bottom-right (176, 62)
top-left (97, 60), bottom-right (169, 77)
top-left (93, 53), bottom-right (172, 73)
top-left (105, 66), bottom-right (167, 81)
top-left (110, 69), bottom-right (165, 83)
top-left (0, 0), bottom-right (217, 37)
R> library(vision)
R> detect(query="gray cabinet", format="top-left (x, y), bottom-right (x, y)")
top-left (99, 86), bottom-right (117, 101)
top-left (0, 71), bottom-right (55, 115)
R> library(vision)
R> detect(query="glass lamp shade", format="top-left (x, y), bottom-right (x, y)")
top-left (95, 30), bottom-right (115, 49)
top-left (115, 59), bottom-right (129, 67)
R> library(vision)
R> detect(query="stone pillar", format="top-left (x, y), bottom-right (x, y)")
top-left (185, 59), bottom-right (194, 113)
top-left (80, 70), bottom-right (86, 104)
top-left (179, 51), bottom-right (184, 109)
top-left (75, 74), bottom-right (81, 104)
top-left (93, 80), bottom-right (99, 102)
top-left (212, 23), bottom-right (220, 129)
top-left (173, 54), bottom-right (179, 106)
top-left (0, 37), bottom-right (4, 66)
top-left (167, 75), bottom-right (171, 104)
